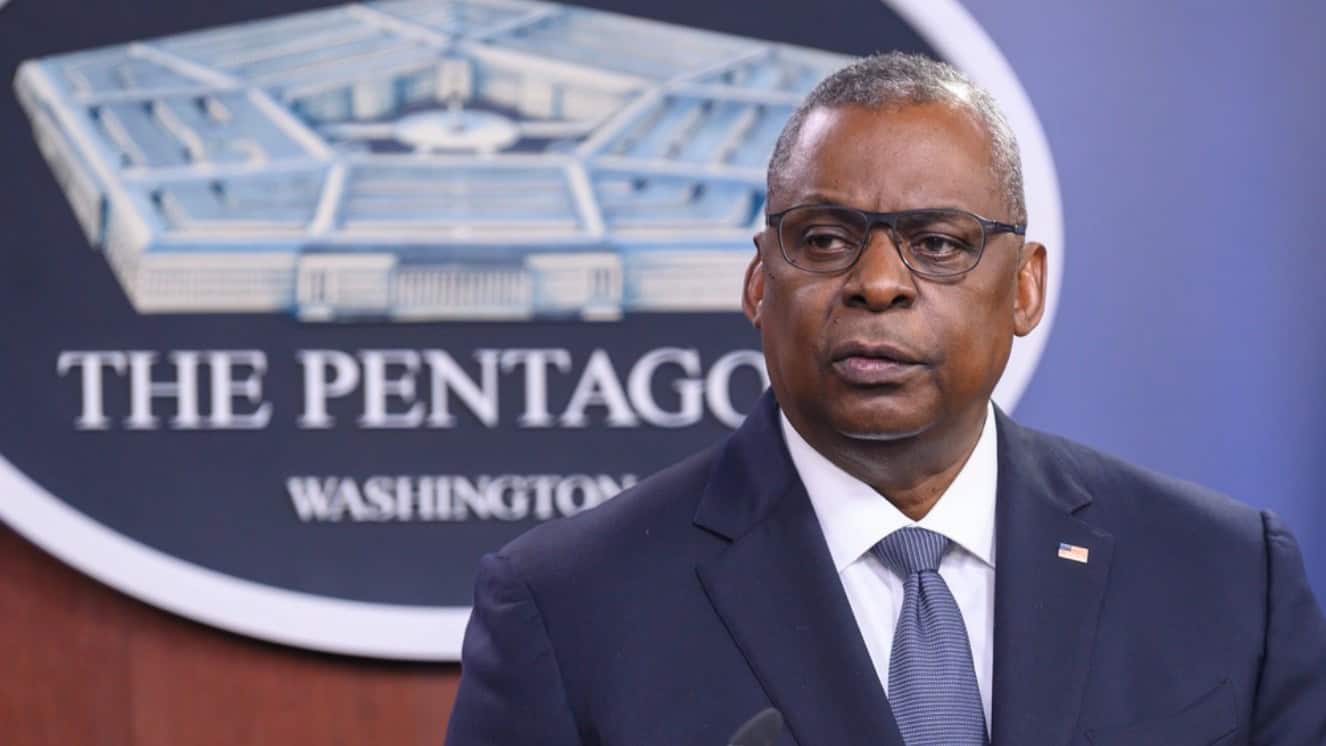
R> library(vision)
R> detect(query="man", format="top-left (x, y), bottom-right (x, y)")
top-left (446, 53), bottom-right (1326, 746)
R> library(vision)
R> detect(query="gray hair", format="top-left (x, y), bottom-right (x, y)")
top-left (767, 51), bottom-right (1026, 224)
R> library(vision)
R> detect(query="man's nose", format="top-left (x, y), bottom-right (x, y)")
top-left (843, 227), bottom-right (917, 311)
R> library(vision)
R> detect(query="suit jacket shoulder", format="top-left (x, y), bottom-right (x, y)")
top-left (1003, 417), bottom-right (1264, 555)
top-left (496, 443), bottom-right (724, 589)
top-left (995, 416), bottom-right (1326, 745)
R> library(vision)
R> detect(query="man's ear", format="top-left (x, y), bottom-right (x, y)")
top-left (743, 236), bottom-right (767, 328)
top-left (1013, 241), bottom-right (1047, 337)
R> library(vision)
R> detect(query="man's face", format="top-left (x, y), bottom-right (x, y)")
top-left (745, 102), bottom-right (1045, 445)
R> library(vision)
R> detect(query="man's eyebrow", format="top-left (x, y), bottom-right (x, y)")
top-left (795, 192), bottom-right (852, 206)
top-left (781, 198), bottom-right (987, 215)
top-left (769, 193), bottom-right (857, 211)
top-left (771, 192), bottom-right (988, 215)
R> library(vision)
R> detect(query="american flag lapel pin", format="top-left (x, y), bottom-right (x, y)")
top-left (1057, 542), bottom-right (1090, 564)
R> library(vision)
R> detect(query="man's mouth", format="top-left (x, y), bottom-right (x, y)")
top-left (830, 342), bottom-right (926, 385)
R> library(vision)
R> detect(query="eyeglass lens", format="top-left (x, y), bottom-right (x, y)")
top-left (778, 206), bottom-right (985, 276)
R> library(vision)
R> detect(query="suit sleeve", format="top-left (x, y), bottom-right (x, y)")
top-left (445, 552), bottom-right (583, 746)
top-left (1250, 511), bottom-right (1326, 745)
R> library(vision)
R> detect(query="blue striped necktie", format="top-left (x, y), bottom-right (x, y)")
top-left (872, 526), bottom-right (988, 746)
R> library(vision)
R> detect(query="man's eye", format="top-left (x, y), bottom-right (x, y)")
top-left (911, 234), bottom-right (972, 257)
top-left (802, 230), bottom-right (855, 253)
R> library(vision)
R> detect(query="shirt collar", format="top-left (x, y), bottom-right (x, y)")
top-left (781, 403), bottom-right (998, 573)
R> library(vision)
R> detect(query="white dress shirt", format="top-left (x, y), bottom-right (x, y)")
top-left (780, 404), bottom-right (997, 733)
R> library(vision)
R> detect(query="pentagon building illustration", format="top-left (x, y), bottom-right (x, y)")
top-left (15, 0), bottom-right (848, 321)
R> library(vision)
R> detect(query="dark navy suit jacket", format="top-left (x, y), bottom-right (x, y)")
top-left (446, 393), bottom-right (1326, 745)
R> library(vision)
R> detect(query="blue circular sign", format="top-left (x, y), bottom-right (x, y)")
top-left (0, 0), bottom-right (1062, 658)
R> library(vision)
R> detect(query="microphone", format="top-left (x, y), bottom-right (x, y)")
top-left (727, 707), bottom-right (783, 746)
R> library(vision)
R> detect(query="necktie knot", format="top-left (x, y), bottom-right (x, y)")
top-left (872, 526), bottom-right (948, 576)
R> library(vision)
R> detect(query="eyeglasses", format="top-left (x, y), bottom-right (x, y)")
top-left (765, 204), bottom-right (1025, 278)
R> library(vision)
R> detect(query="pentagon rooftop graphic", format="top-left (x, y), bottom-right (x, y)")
top-left (15, 0), bottom-right (850, 321)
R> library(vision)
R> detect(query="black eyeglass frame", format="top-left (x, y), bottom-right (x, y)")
top-left (764, 204), bottom-right (1027, 278)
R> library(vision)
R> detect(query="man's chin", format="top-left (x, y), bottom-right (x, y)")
top-left (831, 411), bottom-right (935, 442)
top-left (815, 389), bottom-right (937, 439)
top-left (836, 426), bottom-right (928, 442)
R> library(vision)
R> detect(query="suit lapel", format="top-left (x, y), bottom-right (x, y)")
top-left (991, 411), bottom-right (1114, 745)
top-left (695, 393), bottom-right (904, 746)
